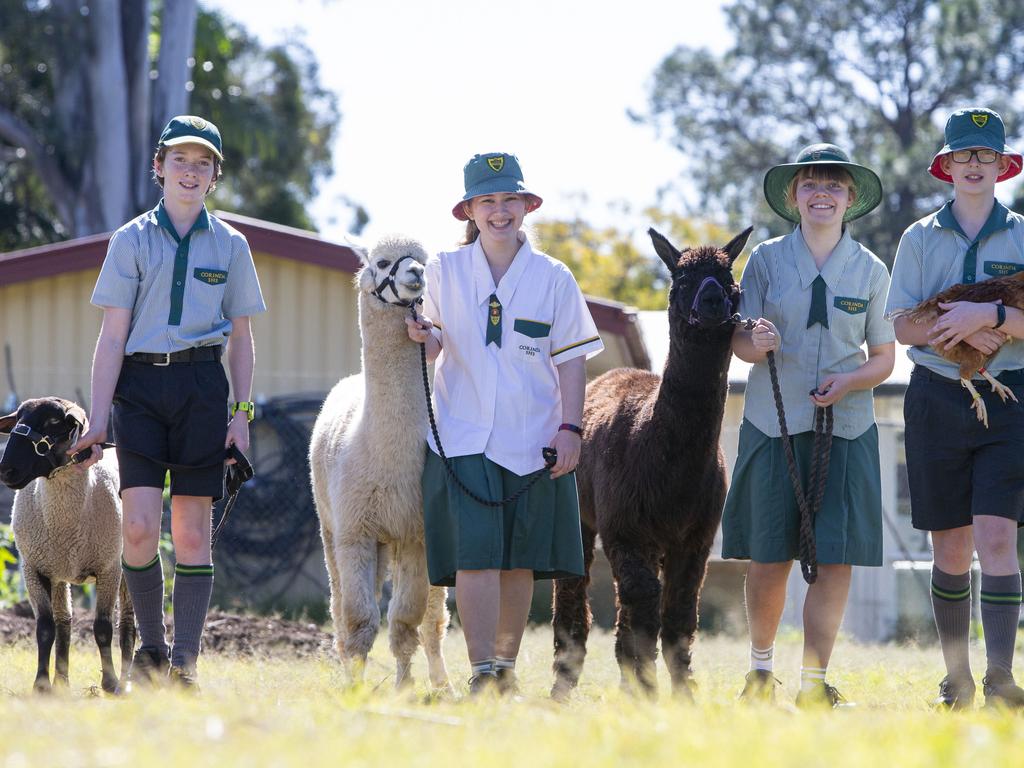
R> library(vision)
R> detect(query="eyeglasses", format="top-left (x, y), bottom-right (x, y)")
top-left (950, 149), bottom-right (1000, 164)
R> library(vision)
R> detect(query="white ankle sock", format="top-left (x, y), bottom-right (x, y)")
top-left (471, 658), bottom-right (496, 677)
top-left (800, 666), bottom-right (827, 692)
top-left (750, 645), bottom-right (774, 672)
top-left (495, 656), bottom-right (516, 672)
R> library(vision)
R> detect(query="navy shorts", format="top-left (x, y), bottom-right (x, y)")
top-left (111, 359), bottom-right (229, 499)
top-left (903, 366), bottom-right (1024, 531)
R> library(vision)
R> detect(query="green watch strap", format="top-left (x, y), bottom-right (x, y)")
top-left (231, 401), bottom-right (255, 422)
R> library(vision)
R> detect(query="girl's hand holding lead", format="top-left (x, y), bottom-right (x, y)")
top-left (406, 314), bottom-right (434, 344)
top-left (751, 318), bottom-right (780, 354)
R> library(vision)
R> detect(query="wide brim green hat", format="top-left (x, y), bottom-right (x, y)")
top-left (763, 143), bottom-right (883, 223)
top-left (928, 107), bottom-right (1022, 183)
top-left (452, 152), bottom-right (542, 221)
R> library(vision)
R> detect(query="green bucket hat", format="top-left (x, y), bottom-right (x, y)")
top-left (928, 107), bottom-right (1022, 183)
top-left (763, 143), bottom-right (883, 223)
top-left (158, 115), bottom-right (223, 160)
top-left (452, 152), bottom-right (542, 221)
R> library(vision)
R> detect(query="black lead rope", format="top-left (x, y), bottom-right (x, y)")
top-left (65, 441), bottom-right (252, 551)
top-left (742, 318), bottom-right (832, 585)
top-left (411, 305), bottom-right (556, 508)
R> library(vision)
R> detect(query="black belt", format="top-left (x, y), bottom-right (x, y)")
top-left (912, 365), bottom-right (1024, 386)
top-left (126, 346), bottom-right (222, 366)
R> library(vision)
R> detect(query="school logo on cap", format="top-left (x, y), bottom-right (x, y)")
top-left (972, 113), bottom-right (989, 128)
top-left (487, 156), bottom-right (504, 173)
top-left (188, 117), bottom-right (208, 130)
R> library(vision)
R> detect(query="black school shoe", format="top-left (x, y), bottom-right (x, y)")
top-left (468, 672), bottom-right (500, 697)
top-left (982, 669), bottom-right (1024, 709)
top-left (795, 681), bottom-right (854, 710)
top-left (934, 675), bottom-right (976, 711)
top-left (129, 646), bottom-right (170, 689)
top-left (739, 669), bottom-right (780, 703)
top-left (168, 666), bottom-right (201, 693)
top-left (496, 668), bottom-right (521, 697)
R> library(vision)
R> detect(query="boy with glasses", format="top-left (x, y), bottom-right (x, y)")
top-left (886, 107), bottom-right (1024, 709)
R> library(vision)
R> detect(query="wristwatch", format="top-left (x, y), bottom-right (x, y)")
top-left (231, 401), bottom-right (255, 422)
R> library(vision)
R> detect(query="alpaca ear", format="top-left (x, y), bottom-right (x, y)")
top-left (0, 411), bottom-right (16, 434)
top-left (648, 228), bottom-right (681, 273)
top-left (722, 227), bottom-right (754, 265)
top-left (343, 234), bottom-right (371, 265)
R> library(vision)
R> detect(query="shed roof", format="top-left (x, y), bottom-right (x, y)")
top-left (0, 214), bottom-right (647, 366)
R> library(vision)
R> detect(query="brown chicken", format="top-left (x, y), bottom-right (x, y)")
top-left (891, 270), bottom-right (1024, 427)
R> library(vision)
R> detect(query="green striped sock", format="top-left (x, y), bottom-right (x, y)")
top-left (171, 563), bottom-right (214, 671)
top-left (121, 554), bottom-right (168, 655)
top-left (981, 572), bottom-right (1022, 676)
top-left (931, 566), bottom-right (972, 682)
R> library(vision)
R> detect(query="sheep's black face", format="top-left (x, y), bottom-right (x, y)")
top-left (650, 226), bottom-right (752, 338)
top-left (0, 398), bottom-right (82, 490)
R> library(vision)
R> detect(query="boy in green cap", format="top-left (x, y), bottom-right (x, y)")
top-left (886, 107), bottom-right (1024, 709)
top-left (74, 115), bottom-right (266, 690)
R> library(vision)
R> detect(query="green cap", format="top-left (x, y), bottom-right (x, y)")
top-left (762, 143), bottom-right (883, 223)
top-left (158, 115), bottom-right (223, 160)
top-left (928, 107), bottom-right (1022, 183)
top-left (452, 152), bottom-right (542, 220)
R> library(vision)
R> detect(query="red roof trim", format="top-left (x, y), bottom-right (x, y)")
top-left (0, 211), bottom-right (363, 287)
top-left (0, 217), bottom-right (650, 366)
top-left (0, 233), bottom-right (109, 285)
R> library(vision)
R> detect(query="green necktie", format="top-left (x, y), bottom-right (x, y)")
top-left (486, 293), bottom-right (502, 347)
top-left (807, 275), bottom-right (829, 329)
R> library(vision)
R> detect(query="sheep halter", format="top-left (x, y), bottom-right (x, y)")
top-left (4, 420), bottom-right (82, 479)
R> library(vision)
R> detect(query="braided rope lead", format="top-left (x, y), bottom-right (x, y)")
top-left (759, 329), bottom-right (833, 585)
top-left (412, 306), bottom-right (554, 508)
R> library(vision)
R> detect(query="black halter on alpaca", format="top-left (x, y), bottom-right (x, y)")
top-left (740, 317), bottom-right (832, 584)
top-left (372, 253), bottom-right (423, 308)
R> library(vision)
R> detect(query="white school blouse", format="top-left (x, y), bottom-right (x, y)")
top-left (422, 236), bottom-right (603, 475)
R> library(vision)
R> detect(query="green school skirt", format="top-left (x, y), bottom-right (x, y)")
top-left (721, 419), bottom-right (883, 566)
top-left (421, 450), bottom-right (585, 587)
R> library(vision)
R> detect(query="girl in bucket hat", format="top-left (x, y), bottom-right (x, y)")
top-left (407, 152), bottom-right (603, 695)
top-left (721, 143), bottom-right (895, 708)
top-left (886, 107), bottom-right (1024, 710)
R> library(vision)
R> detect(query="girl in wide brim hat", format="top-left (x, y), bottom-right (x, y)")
top-left (722, 141), bottom-right (895, 708)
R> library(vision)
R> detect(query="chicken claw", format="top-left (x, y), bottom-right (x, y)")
top-left (979, 369), bottom-right (1019, 404)
top-left (961, 378), bottom-right (989, 428)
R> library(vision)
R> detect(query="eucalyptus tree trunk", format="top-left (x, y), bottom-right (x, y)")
top-left (0, 0), bottom-right (198, 237)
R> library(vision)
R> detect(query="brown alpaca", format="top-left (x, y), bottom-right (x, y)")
top-left (551, 226), bottom-right (752, 700)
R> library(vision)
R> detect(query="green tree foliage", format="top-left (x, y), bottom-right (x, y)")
top-left (0, 1), bottom-right (340, 247)
top-left (189, 10), bottom-right (339, 231)
top-left (640, 0), bottom-right (1024, 268)
top-left (533, 209), bottom-right (733, 310)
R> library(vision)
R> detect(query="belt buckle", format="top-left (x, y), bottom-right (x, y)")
top-left (153, 352), bottom-right (172, 367)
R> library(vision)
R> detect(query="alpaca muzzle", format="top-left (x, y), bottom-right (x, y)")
top-left (688, 277), bottom-right (736, 327)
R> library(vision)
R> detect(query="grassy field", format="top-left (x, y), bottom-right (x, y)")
top-left (0, 626), bottom-right (1021, 767)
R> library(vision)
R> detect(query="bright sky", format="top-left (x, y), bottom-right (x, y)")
top-left (204, 0), bottom-right (731, 252)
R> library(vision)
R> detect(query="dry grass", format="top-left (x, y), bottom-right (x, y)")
top-left (0, 626), bottom-right (1021, 767)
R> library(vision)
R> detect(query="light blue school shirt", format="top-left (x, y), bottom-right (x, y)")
top-left (91, 201), bottom-right (266, 355)
top-left (739, 227), bottom-right (894, 440)
top-left (885, 201), bottom-right (1024, 380)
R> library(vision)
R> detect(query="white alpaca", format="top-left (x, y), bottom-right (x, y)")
top-left (310, 235), bottom-right (450, 690)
